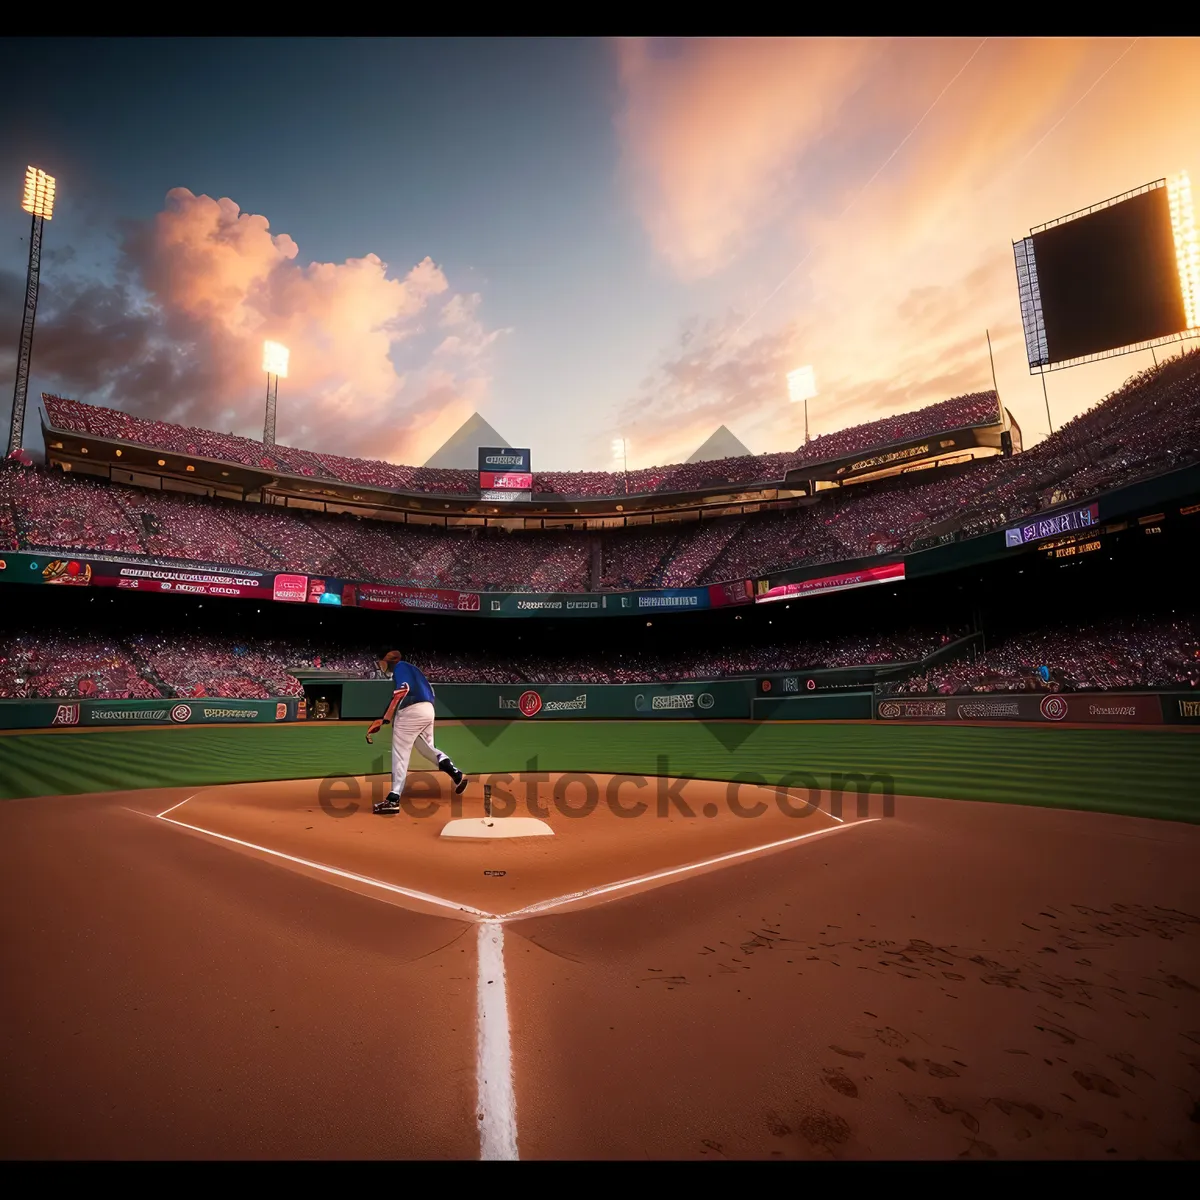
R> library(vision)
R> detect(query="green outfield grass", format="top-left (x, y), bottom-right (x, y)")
top-left (1, 719), bottom-right (1198, 824)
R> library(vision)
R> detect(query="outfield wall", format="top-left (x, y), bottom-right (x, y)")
top-left (339, 679), bottom-right (755, 721)
top-left (1, 688), bottom-right (1196, 731)
top-left (874, 692), bottom-right (1200, 724)
top-left (753, 693), bottom-right (875, 721)
top-left (0, 697), bottom-right (298, 731)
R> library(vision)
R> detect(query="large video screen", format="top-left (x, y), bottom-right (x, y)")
top-left (478, 447), bottom-right (530, 473)
top-left (478, 446), bottom-right (532, 496)
top-left (1016, 181), bottom-right (1190, 368)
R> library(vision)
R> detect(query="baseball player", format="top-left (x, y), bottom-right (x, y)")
top-left (366, 650), bottom-right (468, 815)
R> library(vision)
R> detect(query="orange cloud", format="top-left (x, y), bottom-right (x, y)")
top-left (614, 37), bottom-right (1200, 462)
top-left (29, 188), bottom-right (500, 465)
top-left (615, 36), bottom-right (880, 279)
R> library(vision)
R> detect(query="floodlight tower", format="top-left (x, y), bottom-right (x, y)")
top-left (1168, 171), bottom-right (1198, 335)
top-left (787, 365), bottom-right (817, 445)
top-left (9, 167), bottom-right (56, 457)
top-left (612, 436), bottom-right (628, 493)
top-left (262, 340), bottom-right (289, 450)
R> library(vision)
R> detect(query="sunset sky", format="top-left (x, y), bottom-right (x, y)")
top-left (1, 36), bottom-right (1198, 472)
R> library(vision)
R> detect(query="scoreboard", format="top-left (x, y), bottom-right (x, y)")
top-left (479, 447), bottom-right (532, 502)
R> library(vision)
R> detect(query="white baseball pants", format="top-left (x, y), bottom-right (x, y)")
top-left (389, 701), bottom-right (449, 796)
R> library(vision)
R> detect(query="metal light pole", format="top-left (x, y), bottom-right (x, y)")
top-left (262, 340), bottom-right (289, 450)
top-left (1039, 367), bottom-right (1053, 436)
top-left (9, 167), bottom-right (55, 457)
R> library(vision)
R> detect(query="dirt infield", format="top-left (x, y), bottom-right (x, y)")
top-left (1, 773), bottom-right (1198, 1159)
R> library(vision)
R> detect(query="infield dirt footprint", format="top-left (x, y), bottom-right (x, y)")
top-left (1072, 1070), bottom-right (1121, 1098)
top-left (822, 1067), bottom-right (859, 1098)
top-left (796, 1107), bottom-right (852, 1150)
top-left (898, 1057), bottom-right (961, 1078)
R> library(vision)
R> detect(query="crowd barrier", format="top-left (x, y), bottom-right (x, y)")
top-left (0, 697), bottom-right (299, 731)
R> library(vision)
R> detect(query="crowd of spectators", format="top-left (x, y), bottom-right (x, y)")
top-left (891, 615), bottom-right (1200, 694)
top-left (0, 624), bottom-right (966, 697)
top-left (44, 388), bottom-right (1001, 501)
top-left (0, 630), bottom-right (162, 699)
top-left (7, 349), bottom-right (1197, 592)
top-left (5, 611), bottom-right (1196, 699)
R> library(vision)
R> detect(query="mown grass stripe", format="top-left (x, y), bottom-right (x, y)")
top-left (0, 721), bottom-right (1196, 824)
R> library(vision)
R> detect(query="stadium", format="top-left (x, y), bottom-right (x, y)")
top-left (3, 41), bottom-right (1200, 1163)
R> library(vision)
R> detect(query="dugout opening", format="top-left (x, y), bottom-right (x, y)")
top-left (302, 682), bottom-right (342, 720)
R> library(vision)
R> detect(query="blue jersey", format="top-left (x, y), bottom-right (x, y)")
top-left (390, 661), bottom-right (436, 710)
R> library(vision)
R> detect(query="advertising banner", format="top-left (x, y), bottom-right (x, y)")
top-left (430, 681), bottom-right (753, 721)
top-left (1160, 694), bottom-right (1200, 723)
top-left (0, 700), bottom-right (74, 730)
top-left (479, 471), bottom-right (534, 490)
top-left (623, 588), bottom-right (709, 612)
top-left (2, 551), bottom-right (750, 619)
top-left (0, 553), bottom-right (276, 600)
top-left (757, 561), bottom-right (905, 603)
top-left (874, 692), bottom-right (1163, 724)
top-left (708, 579), bottom-right (755, 607)
top-left (758, 667), bottom-right (887, 694)
top-left (305, 577), bottom-right (343, 605)
top-left (835, 437), bottom-right (954, 478)
top-left (481, 586), bottom-right (751, 617)
top-left (1004, 502), bottom-right (1100, 548)
top-left (485, 594), bottom-right (608, 616)
top-left (341, 581), bottom-right (481, 613)
top-left (85, 561), bottom-right (276, 600)
top-left (480, 489), bottom-right (532, 502)
top-left (0, 697), bottom-right (298, 731)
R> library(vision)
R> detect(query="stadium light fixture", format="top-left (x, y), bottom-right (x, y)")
top-left (9, 167), bottom-right (57, 456)
top-left (263, 340), bottom-right (290, 378)
top-left (1168, 172), bottom-right (1198, 330)
top-left (262, 340), bottom-right (289, 449)
top-left (612, 436), bottom-right (629, 493)
top-left (22, 167), bottom-right (55, 220)
top-left (788, 366), bottom-right (817, 445)
top-left (787, 366), bottom-right (816, 403)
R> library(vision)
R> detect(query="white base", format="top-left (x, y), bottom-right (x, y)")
top-left (439, 817), bottom-right (555, 840)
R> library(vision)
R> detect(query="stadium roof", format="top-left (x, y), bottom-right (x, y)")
top-left (687, 425), bottom-right (752, 463)
top-left (423, 412), bottom-right (513, 470)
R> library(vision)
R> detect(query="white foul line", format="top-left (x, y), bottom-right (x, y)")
top-left (156, 795), bottom-right (196, 819)
top-left (476, 921), bottom-right (519, 1160)
top-left (500, 818), bottom-right (877, 921)
top-left (150, 791), bottom-right (873, 1165)
top-left (153, 796), bottom-right (493, 919)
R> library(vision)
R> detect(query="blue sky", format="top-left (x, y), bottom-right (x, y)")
top-left (2, 37), bottom-right (1198, 470)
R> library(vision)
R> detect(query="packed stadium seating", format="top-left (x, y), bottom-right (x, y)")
top-left (4, 616), bottom-right (1196, 699)
top-left (6, 348), bottom-right (1196, 593)
top-left (43, 388), bottom-right (1001, 500)
top-left (0, 631), bottom-right (164, 700)
top-left (892, 615), bottom-right (1200, 695)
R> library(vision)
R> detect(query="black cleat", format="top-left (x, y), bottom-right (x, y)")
top-left (373, 792), bottom-right (401, 815)
top-left (439, 758), bottom-right (469, 795)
